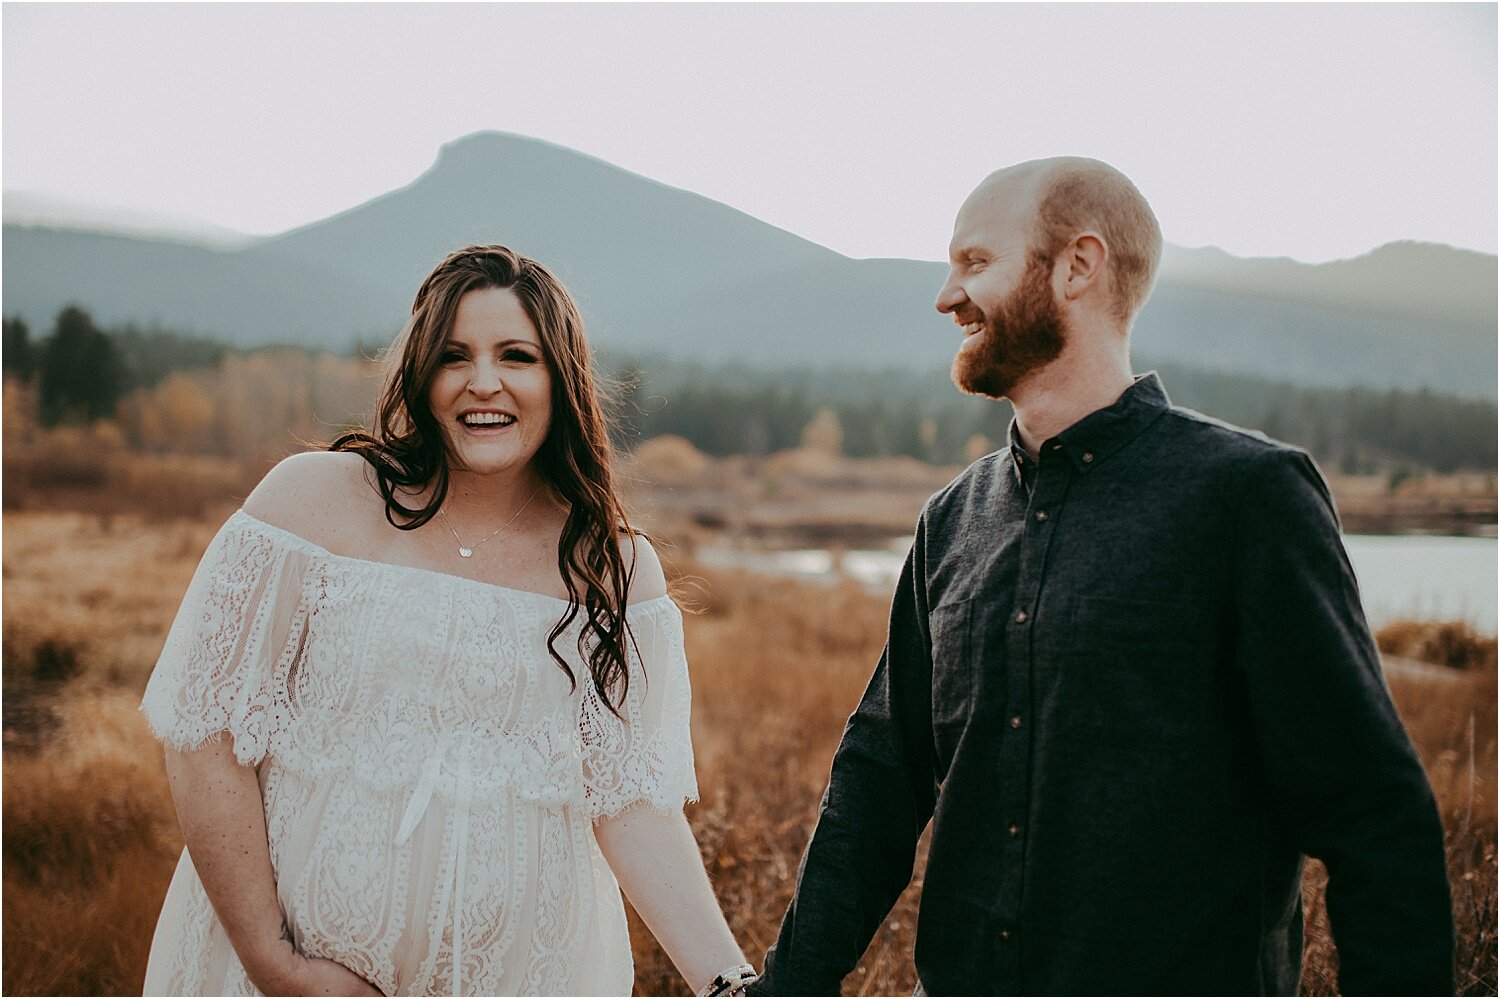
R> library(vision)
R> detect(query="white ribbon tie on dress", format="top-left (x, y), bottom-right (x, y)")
top-left (394, 739), bottom-right (473, 995)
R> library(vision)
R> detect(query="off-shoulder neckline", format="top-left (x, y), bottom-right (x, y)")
top-left (229, 509), bottom-right (677, 612)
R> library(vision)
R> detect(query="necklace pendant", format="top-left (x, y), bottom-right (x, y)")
top-left (458, 546), bottom-right (474, 558)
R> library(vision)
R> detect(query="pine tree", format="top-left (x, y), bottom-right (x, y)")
top-left (39, 307), bottom-right (124, 425)
top-left (3, 316), bottom-right (36, 381)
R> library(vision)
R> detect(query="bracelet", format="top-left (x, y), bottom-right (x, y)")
top-left (698, 963), bottom-right (759, 997)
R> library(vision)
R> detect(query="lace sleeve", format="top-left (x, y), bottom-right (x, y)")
top-left (139, 512), bottom-right (311, 767)
top-left (576, 599), bottom-right (699, 820)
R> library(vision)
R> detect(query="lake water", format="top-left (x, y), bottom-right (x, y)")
top-left (696, 534), bottom-right (1498, 634)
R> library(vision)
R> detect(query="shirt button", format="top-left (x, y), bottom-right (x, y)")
top-left (1050, 443), bottom-right (1063, 451)
top-left (1010, 715), bottom-right (1023, 729)
top-left (1000, 928), bottom-right (1013, 941)
top-left (1014, 610), bottom-right (1028, 623)
top-left (1008, 823), bottom-right (1020, 838)
top-left (1082, 452), bottom-right (1094, 463)
top-left (1035, 510), bottom-right (1048, 522)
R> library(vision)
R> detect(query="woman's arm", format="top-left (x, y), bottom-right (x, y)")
top-left (594, 805), bottom-right (748, 994)
top-left (164, 741), bottom-right (381, 997)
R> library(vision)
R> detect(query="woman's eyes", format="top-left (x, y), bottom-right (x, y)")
top-left (440, 348), bottom-right (539, 364)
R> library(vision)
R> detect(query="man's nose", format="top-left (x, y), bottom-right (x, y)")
top-left (935, 278), bottom-right (966, 315)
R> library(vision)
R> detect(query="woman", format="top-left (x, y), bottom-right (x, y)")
top-left (140, 246), bottom-right (754, 996)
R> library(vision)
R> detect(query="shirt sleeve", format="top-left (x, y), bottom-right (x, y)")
top-left (577, 599), bottom-right (699, 820)
top-left (139, 513), bottom-right (311, 768)
top-left (755, 516), bottom-right (938, 995)
top-left (1232, 447), bottom-right (1453, 994)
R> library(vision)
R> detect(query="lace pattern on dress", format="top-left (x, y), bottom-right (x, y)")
top-left (138, 510), bottom-right (699, 995)
top-left (577, 599), bottom-right (699, 819)
top-left (140, 519), bottom-right (310, 766)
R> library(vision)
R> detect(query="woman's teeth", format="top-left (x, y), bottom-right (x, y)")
top-left (461, 413), bottom-right (516, 427)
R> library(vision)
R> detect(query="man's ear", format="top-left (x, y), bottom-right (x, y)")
top-left (1059, 232), bottom-right (1108, 302)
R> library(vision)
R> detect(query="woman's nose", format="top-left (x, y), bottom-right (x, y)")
top-left (467, 362), bottom-right (504, 396)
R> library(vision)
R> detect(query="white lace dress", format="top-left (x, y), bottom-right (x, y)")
top-left (139, 510), bottom-right (697, 996)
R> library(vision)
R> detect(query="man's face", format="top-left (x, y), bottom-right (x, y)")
top-left (936, 185), bottom-right (1067, 400)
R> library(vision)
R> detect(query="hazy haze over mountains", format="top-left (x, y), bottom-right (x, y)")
top-left (3, 191), bottom-right (253, 248)
top-left (4, 131), bottom-right (1495, 398)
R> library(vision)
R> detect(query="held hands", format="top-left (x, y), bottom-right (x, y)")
top-left (252, 940), bottom-right (383, 997)
top-left (698, 962), bottom-right (759, 997)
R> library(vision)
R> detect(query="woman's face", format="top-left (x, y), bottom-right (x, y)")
top-left (428, 286), bottom-right (554, 479)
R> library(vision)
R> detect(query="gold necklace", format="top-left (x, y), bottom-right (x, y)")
top-left (437, 484), bottom-right (543, 558)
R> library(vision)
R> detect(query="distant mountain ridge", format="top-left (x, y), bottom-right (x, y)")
top-left (4, 131), bottom-right (1495, 398)
top-left (3, 190), bottom-right (253, 248)
top-left (1160, 241), bottom-right (1495, 334)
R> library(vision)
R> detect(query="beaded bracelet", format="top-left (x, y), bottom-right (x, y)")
top-left (698, 963), bottom-right (759, 997)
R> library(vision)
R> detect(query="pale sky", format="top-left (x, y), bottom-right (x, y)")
top-left (3, 3), bottom-right (1495, 263)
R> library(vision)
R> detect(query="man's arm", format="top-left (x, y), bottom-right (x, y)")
top-left (1233, 447), bottom-right (1453, 994)
top-left (753, 516), bottom-right (939, 995)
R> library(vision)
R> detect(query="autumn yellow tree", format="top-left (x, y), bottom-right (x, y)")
top-left (801, 406), bottom-right (844, 457)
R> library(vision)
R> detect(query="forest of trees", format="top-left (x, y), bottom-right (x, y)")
top-left (4, 311), bottom-right (227, 426)
top-left (4, 308), bottom-right (1496, 477)
top-left (610, 355), bottom-right (1498, 476)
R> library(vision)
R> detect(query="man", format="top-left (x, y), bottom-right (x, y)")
top-left (753, 158), bottom-right (1453, 995)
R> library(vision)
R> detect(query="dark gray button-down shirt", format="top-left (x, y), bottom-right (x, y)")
top-left (756, 374), bottom-right (1452, 996)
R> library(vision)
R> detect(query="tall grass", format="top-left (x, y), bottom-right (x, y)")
top-left (4, 688), bottom-right (181, 995)
top-left (3, 512), bottom-right (1494, 996)
top-left (2, 426), bottom-right (260, 520)
top-left (628, 565), bottom-right (925, 997)
top-left (1379, 618), bottom-right (1498, 672)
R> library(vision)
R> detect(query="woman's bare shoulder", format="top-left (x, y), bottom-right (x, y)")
top-left (621, 532), bottom-right (669, 605)
top-left (242, 451), bottom-right (382, 548)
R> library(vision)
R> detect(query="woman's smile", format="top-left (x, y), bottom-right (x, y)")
top-left (457, 407), bottom-right (519, 435)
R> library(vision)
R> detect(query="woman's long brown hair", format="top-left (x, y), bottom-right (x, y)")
top-left (332, 246), bottom-right (640, 710)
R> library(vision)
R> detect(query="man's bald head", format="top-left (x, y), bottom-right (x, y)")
top-left (975, 157), bottom-right (1162, 326)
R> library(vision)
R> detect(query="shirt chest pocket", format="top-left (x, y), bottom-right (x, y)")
top-left (929, 597), bottom-right (976, 730)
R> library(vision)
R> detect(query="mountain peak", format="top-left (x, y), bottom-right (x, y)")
top-left (437, 130), bottom-right (547, 157)
top-left (1357, 239), bottom-right (1495, 265)
top-left (430, 130), bottom-right (617, 176)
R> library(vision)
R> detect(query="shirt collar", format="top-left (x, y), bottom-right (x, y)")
top-left (1008, 372), bottom-right (1171, 475)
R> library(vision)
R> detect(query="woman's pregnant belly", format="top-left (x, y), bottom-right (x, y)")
top-left (262, 761), bottom-right (616, 996)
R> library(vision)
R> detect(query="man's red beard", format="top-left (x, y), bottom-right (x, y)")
top-left (951, 253), bottom-right (1067, 400)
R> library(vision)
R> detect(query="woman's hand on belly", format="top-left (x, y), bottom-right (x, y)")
top-left (164, 742), bottom-right (384, 995)
top-left (256, 945), bottom-right (384, 997)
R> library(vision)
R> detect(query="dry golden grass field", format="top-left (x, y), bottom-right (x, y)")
top-left (3, 510), bottom-right (1496, 996)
